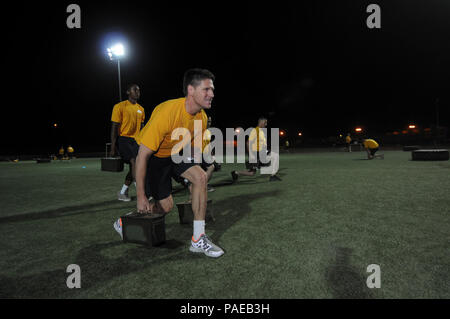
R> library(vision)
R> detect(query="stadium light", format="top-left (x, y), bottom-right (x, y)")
top-left (106, 43), bottom-right (125, 101)
top-left (408, 124), bottom-right (416, 129)
top-left (107, 43), bottom-right (125, 60)
top-left (355, 127), bottom-right (363, 132)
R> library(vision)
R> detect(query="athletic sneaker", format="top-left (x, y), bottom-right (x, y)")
top-left (269, 175), bottom-right (282, 181)
top-left (118, 191), bottom-right (131, 202)
top-left (113, 218), bottom-right (123, 239)
top-left (207, 184), bottom-right (215, 192)
top-left (231, 171), bottom-right (239, 182)
top-left (190, 234), bottom-right (224, 258)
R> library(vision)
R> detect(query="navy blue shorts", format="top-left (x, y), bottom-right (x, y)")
top-left (117, 136), bottom-right (139, 163)
top-left (145, 156), bottom-right (199, 200)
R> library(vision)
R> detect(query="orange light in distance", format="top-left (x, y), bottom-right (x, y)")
top-left (408, 125), bottom-right (416, 129)
top-left (298, 132), bottom-right (302, 136)
top-left (355, 127), bottom-right (362, 132)
top-left (280, 131), bottom-right (285, 136)
top-left (53, 123), bottom-right (58, 128)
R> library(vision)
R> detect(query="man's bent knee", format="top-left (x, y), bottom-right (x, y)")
top-left (183, 167), bottom-right (207, 186)
top-left (157, 197), bottom-right (173, 214)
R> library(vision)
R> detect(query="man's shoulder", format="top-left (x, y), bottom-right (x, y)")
top-left (148, 98), bottom-right (185, 123)
top-left (157, 97), bottom-right (185, 110)
top-left (150, 98), bottom-right (182, 117)
top-left (248, 127), bottom-right (257, 138)
top-left (113, 100), bottom-right (127, 109)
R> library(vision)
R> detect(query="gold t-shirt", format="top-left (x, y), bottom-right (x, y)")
top-left (111, 100), bottom-right (145, 139)
top-left (137, 98), bottom-right (207, 158)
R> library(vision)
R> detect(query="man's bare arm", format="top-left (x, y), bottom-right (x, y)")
top-left (136, 144), bottom-right (154, 212)
top-left (110, 122), bottom-right (120, 157)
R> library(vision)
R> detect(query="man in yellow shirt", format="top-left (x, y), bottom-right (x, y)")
top-left (58, 146), bottom-right (65, 160)
top-left (67, 145), bottom-right (74, 159)
top-left (113, 69), bottom-right (224, 258)
top-left (345, 133), bottom-right (352, 152)
top-left (174, 115), bottom-right (215, 193)
top-left (231, 117), bottom-right (281, 182)
top-left (110, 84), bottom-right (145, 201)
top-left (363, 138), bottom-right (384, 160)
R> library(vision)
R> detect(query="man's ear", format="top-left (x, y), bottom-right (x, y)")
top-left (187, 84), bottom-right (195, 96)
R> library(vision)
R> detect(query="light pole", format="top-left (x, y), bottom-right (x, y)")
top-left (107, 43), bottom-right (125, 101)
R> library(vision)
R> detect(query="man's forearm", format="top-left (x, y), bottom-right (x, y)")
top-left (136, 146), bottom-right (153, 197)
top-left (111, 127), bottom-right (118, 147)
top-left (110, 123), bottom-right (120, 157)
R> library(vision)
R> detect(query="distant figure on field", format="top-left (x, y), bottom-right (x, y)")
top-left (362, 139), bottom-right (384, 160)
top-left (58, 146), bottom-right (65, 160)
top-left (67, 145), bottom-right (74, 159)
top-left (110, 84), bottom-right (145, 201)
top-left (346, 133), bottom-right (352, 152)
top-left (231, 117), bottom-right (281, 182)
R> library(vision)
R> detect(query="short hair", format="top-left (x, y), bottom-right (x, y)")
top-left (126, 83), bottom-right (138, 94)
top-left (183, 69), bottom-right (215, 96)
top-left (257, 117), bottom-right (267, 125)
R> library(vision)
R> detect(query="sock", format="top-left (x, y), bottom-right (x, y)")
top-left (193, 220), bottom-right (205, 241)
top-left (120, 184), bottom-right (129, 195)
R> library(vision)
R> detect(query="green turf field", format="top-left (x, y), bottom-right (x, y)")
top-left (0, 151), bottom-right (449, 299)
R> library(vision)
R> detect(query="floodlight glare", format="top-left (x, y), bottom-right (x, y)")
top-left (107, 43), bottom-right (125, 60)
top-left (106, 42), bottom-right (126, 100)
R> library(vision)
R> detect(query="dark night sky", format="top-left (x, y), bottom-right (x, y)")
top-left (3, 0), bottom-right (450, 155)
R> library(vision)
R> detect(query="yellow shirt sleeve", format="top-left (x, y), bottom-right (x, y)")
top-left (248, 128), bottom-right (256, 151)
top-left (260, 129), bottom-right (267, 149)
top-left (203, 129), bottom-right (212, 152)
top-left (138, 106), bottom-right (170, 152)
top-left (111, 103), bottom-right (122, 123)
top-left (140, 106), bottom-right (145, 124)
